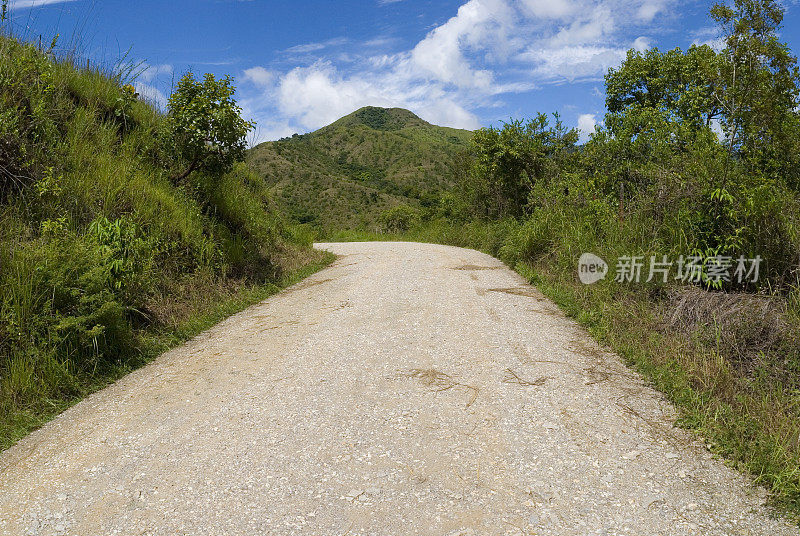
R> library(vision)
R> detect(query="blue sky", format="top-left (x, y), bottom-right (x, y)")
top-left (7, 0), bottom-right (800, 142)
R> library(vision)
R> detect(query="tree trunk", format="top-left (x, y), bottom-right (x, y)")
top-left (170, 158), bottom-right (201, 184)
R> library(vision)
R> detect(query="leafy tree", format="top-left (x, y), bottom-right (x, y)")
top-left (606, 45), bottom-right (722, 132)
top-left (605, 0), bottom-right (800, 189)
top-left (167, 72), bottom-right (253, 183)
top-left (710, 0), bottom-right (800, 185)
top-left (467, 113), bottom-right (578, 219)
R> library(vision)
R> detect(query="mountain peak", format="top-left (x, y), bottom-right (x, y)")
top-left (332, 106), bottom-right (429, 131)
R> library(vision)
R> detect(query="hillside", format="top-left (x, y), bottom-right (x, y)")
top-left (247, 106), bottom-right (471, 229)
top-left (0, 36), bottom-right (327, 448)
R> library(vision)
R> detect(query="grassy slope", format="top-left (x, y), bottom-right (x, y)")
top-left (0, 36), bottom-right (330, 449)
top-left (247, 106), bottom-right (471, 230)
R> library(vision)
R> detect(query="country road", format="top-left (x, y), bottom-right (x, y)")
top-left (0, 242), bottom-right (793, 535)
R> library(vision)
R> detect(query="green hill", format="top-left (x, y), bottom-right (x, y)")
top-left (0, 35), bottom-right (326, 448)
top-left (247, 106), bottom-right (472, 229)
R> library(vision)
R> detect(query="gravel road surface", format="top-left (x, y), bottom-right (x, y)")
top-left (0, 242), bottom-right (794, 535)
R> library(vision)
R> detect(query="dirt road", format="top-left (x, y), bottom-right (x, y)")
top-left (0, 242), bottom-right (793, 535)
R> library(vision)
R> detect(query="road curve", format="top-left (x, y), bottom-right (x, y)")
top-left (0, 242), bottom-right (793, 535)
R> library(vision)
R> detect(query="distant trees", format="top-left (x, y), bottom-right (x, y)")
top-left (167, 72), bottom-right (253, 183)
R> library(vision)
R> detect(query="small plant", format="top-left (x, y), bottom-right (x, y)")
top-left (88, 216), bottom-right (150, 291)
top-left (112, 84), bottom-right (138, 132)
top-left (40, 216), bottom-right (68, 238)
top-left (34, 166), bottom-right (62, 198)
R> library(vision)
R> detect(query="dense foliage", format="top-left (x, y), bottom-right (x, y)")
top-left (167, 72), bottom-right (254, 183)
top-left (440, 0), bottom-right (800, 295)
top-left (0, 35), bottom-right (317, 447)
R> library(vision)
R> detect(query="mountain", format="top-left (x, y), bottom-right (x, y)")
top-left (247, 106), bottom-right (472, 229)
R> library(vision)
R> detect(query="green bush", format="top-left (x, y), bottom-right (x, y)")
top-left (378, 204), bottom-right (419, 233)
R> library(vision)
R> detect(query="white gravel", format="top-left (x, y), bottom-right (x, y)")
top-left (0, 241), bottom-right (794, 535)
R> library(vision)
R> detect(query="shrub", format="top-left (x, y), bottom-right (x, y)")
top-left (378, 204), bottom-right (419, 233)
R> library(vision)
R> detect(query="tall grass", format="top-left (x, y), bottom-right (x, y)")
top-left (0, 34), bottom-right (325, 449)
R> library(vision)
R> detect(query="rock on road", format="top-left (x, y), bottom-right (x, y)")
top-left (0, 242), bottom-right (794, 535)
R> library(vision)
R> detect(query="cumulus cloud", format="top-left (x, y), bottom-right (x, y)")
top-left (272, 61), bottom-right (480, 131)
top-left (519, 0), bottom-right (576, 19)
top-left (239, 0), bottom-right (677, 139)
top-left (577, 113), bottom-right (597, 142)
top-left (410, 0), bottom-right (514, 89)
top-left (243, 66), bottom-right (275, 88)
top-left (278, 62), bottom-right (388, 128)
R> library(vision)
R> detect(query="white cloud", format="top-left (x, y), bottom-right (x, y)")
top-left (632, 36), bottom-right (650, 52)
top-left (10, 0), bottom-right (75, 8)
top-left (243, 66), bottom-right (275, 88)
top-left (519, 0), bottom-right (576, 19)
top-left (548, 6), bottom-right (615, 46)
top-left (577, 113), bottom-right (597, 142)
top-left (238, 0), bottom-right (678, 139)
top-left (637, 0), bottom-right (665, 22)
top-left (134, 82), bottom-right (168, 109)
top-left (139, 63), bottom-right (172, 83)
top-left (283, 37), bottom-right (348, 55)
top-left (522, 45), bottom-right (625, 81)
top-left (278, 62), bottom-right (388, 128)
top-left (416, 99), bottom-right (481, 130)
top-left (272, 61), bottom-right (480, 131)
top-left (410, 0), bottom-right (513, 89)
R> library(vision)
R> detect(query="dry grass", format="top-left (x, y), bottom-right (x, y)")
top-left (666, 287), bottom-right (790, 372)
top-left (502, 368), bottom-right (550, 386)
top-left (405, 368), bottom-right (479, 408)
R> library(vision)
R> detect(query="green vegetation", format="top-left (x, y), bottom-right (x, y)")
top-left (247, 106), bottom-right (471, 230)
top-left (167, 72), bottom-right (254, 182)
top-left (321, 0), bottom-right (800, 519)
top-left (3, 0), bottom-right (800, 521)
top-left (0, 33), bottom-right (328, 449)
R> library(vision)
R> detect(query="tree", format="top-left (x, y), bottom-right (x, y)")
top-left (710, 0), bottom-right (800, 185)
top-left (605, 0), bottom-right (800, 189)
top-left (468, 114), bottom-right (578, 219)
top-left (167, 72), bottom-right (253, 183)
top-left (378, 204), bottom-right (419, 233)
top-left (606, 45), bottom-right (722, 132)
